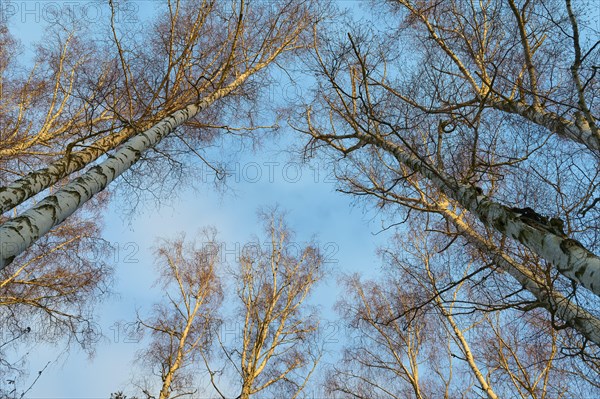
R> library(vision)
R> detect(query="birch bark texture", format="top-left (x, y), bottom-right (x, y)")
top-left (0, 64), bottom-right (262, 268)
top-left (0, 127), bottom-right (136, 215)
top-left (354, 132), bottom-right (600, 297)
top-left (0, 103), bottom-right (198, 268)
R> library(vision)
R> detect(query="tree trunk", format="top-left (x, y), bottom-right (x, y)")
top-left (238, 383), bottom-right (252, 399)
top-left (352, 130), bottom-right (600, 297)
top-left (0, 65), bottom-right (264, 269)
top-left (441, 205), bottom-right (600, 346)
top-left (0, 126), bottom-right (138, 214)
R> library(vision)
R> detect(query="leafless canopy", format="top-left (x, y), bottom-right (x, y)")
top-left (298, 0), bottom-right (600, 394)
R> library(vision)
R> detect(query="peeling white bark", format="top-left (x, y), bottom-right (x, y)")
top-left (443, 207), bottom-right (600, 346)
top-left (0, 67), bottom-right (258, 269)
top-left (0, 104), bottom-right (199, 269)
top-left (0, 127), bottom-right (136, 215)
top-left (357, 133), bottom-right (600, 297)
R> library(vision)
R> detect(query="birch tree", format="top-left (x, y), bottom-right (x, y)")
top-left (137, 231), bottom-right (222, 399)
top-left (0, 0), bottom-right (318, 268)
top-left (299, 0), bottom-right (600, 353)
top-left (125, 212), bottom-right (324, 398)
top-left (0, 19), bottom-right (117, 374)
top-left (0, 20), bottom-right (114, 378)
top-left (208, 210), bottom-right (324, 399)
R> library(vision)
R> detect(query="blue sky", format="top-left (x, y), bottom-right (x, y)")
top-left (1, 2), bottom-right (392, 395)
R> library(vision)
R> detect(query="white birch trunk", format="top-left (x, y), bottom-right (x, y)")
top-left (442, 207), bottom-right (600, 346)
top-left (0, 65), bottom-right (261, 269)
top-left (0, 126), bottom-right (137, 214)
top-left (0, 105), bottom-right (198, 268)
top-left (355, 132), bottom-right (600, 297)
